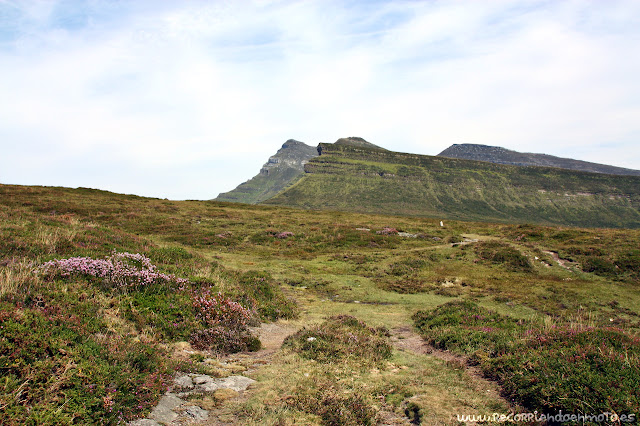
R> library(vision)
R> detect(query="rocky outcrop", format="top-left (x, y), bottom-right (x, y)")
top-left (215, 139), bottom-right (318, 204)
top-left (438, 144), bottom-right (640, 176)
top-left (128, 373), bottom-right (255, 425)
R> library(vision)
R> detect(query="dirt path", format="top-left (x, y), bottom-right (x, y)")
top-left (542, 250), bottom-right (576, 270)
top-left (198, 322), bottom-right (299, 426)
top-left (390, 326), bottom-right (509, 408)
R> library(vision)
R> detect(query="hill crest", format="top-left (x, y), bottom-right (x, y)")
top-left (438, 143), bottom-right (640, 176)
top-left (332, 136), bottom-right (386, 151)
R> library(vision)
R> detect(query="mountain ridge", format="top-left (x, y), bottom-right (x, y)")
top-left (265, 141), bottom-right (640, 228)
top-left (438, 143), bottom-right (640, 176)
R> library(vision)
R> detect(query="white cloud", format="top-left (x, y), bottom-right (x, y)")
top-left (1, 0), bottom-right (639, 199)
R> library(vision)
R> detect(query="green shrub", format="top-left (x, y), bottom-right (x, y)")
top-left (121, 291), bottom-right (196, 341)
top-left (387, 258), bottom-right (425, 276)
top-left (474, 241), bottom-right (532, 272)
top-left (283, 315), bottom-right (392, 365)
top-left (413, 301), bottom-right (524, 356)
top-left (582, 257), bottom-right (617, 277)
top-left (483, 328), bottom-right (640, 415)
top-left (0, 300), bottom-right (171, 424)
top-left (413, 301), bottom-right (640, 416)
top-left (235, 270), bottom-right (298, 321)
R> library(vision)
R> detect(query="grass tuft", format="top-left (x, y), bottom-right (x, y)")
top-left (283, 315), bottom-right (392, 365)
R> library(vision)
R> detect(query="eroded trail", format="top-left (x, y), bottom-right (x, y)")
top-left (390, 327), bottom-right (511, 413)
top-left (129, 322), bottom-right (298, 426)
top-left (198, 322), bottom-right (299, 426)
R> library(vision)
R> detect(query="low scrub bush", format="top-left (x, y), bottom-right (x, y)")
top-left (147, 246), bottom-right (193, 264)
top-left (0, 300), bottom-right (172, 424)
top-left (413, 301), bottom-right (640, 416)
top-left (483, 328), bottom-right (640, 416)
top-left (413, 300), bottom-right (524, 355)
top-left (235, 270), bottom-right (298, 321)
top-left (283, 315), bottom-right (392, 365)
top-left (578, 249), bottom-right (640, 281)
top-left (122, 291), bottom-right (196, 341)
top-left (388, 258), bottom-right (425, 276)
top-left (474, 241), bottom-right (532, 272)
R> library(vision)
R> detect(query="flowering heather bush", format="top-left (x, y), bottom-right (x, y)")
top-left (376, 227), bottom-right (398, 235)
top-left (192, 290), bottom-right (256, 329)
top-left (39, 251), bottom-right (188, 289)
top-left (190, 289), bottom-right (260, 353)
top-left (190, 325), bottom-right (260, 354)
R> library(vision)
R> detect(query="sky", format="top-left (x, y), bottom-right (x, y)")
top-left (1, 0), bottom-right (639, 200)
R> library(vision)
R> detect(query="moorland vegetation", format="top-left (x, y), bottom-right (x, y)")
top-left (0, 183), bottom-right (639, 424)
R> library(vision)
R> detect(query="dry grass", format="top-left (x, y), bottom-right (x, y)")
top-left (0, 259), bottom-right (36, 296)
top-left (35, 225), bottom-right (77, 254)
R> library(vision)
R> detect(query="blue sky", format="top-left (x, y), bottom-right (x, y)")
top-left (1, 0), bottom-right (639, 200)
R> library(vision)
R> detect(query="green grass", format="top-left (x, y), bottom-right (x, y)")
top-left (1, 182), bottom-right (640, 424)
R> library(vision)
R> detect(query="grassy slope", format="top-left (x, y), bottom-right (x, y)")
top-left (216, 166), bottom-right (304, 204)
top-left (265, 144), bottom-right (640, 228)
top-left (1, 183), bottom-right (639, 424)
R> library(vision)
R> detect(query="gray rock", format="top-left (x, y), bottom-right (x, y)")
top-left (192, 374), bottom-right (214, 385)
top-left (217, 375), bottom-right (256, 392)
top-left (182, 405), bottom-right (209, 421)
top-left (173, 374), bottom-right (194, 389)
top-left (398, 232), bottom-right (418, 238)
top-left (128, 420), bottom-right (161, 426)
top-left (150, 394), bottom-right (185, 424)
top-left (190, 374), bottom-right (256, 393)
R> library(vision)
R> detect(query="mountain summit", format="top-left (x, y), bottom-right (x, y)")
top-left (438, 144), bottom-right (640, 176)
top-left (333, 137), bottom-right (386, 151)
top-left (215, 139), bottom-right (317, 204)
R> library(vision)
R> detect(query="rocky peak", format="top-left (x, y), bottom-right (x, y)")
top-left (215, 138), bottom-right (318, 204)
top-left (260, 140), bottom-right (317, 174)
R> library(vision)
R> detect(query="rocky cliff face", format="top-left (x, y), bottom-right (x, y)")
top-left (438, 144), bottom-right (640, 176)
top-left (259, 140), bottom-right (317, 176)
top-left (215, 139), bottom-right (317, 204)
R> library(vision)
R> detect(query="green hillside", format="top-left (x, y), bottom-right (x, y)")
top-left (216, 165), bottom-right (305, 204)
top-left (265, 142), bottom-right (640, 228)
